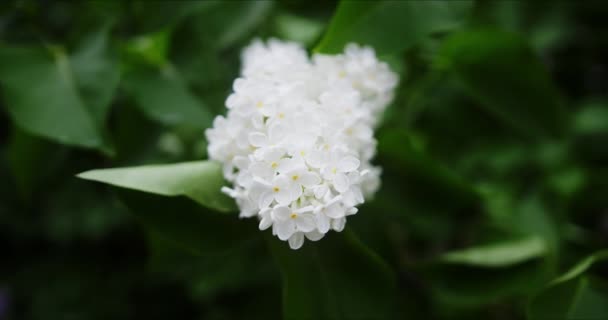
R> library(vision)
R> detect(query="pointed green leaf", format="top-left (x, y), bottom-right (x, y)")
top-left (121, 65), bottom-right (214, 129)
top-left (0, 46), bottom-right (103, 149)
top-left (77, 160), bottom-right (236, 212)
top-left (528, 250), bottom-right (608, 320)
top-left (378, 129), bottom-right (480, 207)
top-left (551, 251), bottom-right (608, 286)
top-left (439, 29), bottom-right (567, 138)
top-left (316, 0), bottom-right (472, 55)
top-left (70, 24), bottom-right (120, 126)
top-left (267, 229), bottom-right (397, 319)
top-left (440, 236), bottom-right (547, 268)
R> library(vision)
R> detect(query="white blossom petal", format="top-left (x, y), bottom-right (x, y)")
top-left (296, 215), bottom-right (315, 233)
top-left (300, 172), bottom-right (321, 187)
top-left (338, 156), bottom-right (360, 172)
top-left (333, 173), bottom-right (350, 193)
top-left (248, 132), bottom-right (268, 147)
top-left (276, 220), bottom-right (296, 240)
top-left (288, 232), bottom-right (304, 249)
top-left (315, 213), bottom-right (330, 233)
top-left (305, 230), bottom-right (325, 241)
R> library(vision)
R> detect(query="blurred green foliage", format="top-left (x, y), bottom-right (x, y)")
top-left (1, 0), bottom-right (608, 319)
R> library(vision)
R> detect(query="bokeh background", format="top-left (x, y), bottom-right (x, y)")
top-left (1, 0), bottom-right (608, 319)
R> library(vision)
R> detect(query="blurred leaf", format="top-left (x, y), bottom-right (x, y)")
top-left (191, 0), bottom-right (275, 51)
top-left (267, 229), bottom-right (397, 319)
top-left (70, 23), bottom-right (120, 127)
top-left (572, 102), bottom-right (608, 164)
top-left (44, 179), bottom-right (130, 243)
top-left (121, 64), bottom-right (214, 129)
top-left (275, 13), bottom-right (324, 46)
top-left (440, 236), bottom-right (547, 268)
top-left (0, 45), bottom-right (103, 149)
top-left (77, 160), bottom-right (236, 212)
top-left (483, 189), bottom-right (560, 255)
top-left (439, 30), bottom-right (567, 138)
top-left (574, 103), bottom-right (608, 134)
top-left (123, 29), bottom-right (170, 66)
top-left (528, 250), bottom-right (608, 320)
top-left (430, 260), bottom-right (550, 310)
top-left (130, 0), bottom-right (216, 32)
top-left (119, 189), bottom-right (254, 255)
top-left (550, 250), bottom-right (608, 286)
top-left (316, 0), bottom-right (472, 55)
top-left (378, 128), bottom-right (480, 208)
top-left (6, 127), bottom-right (67, 199)
top-left (147, 231), bottom-right (278, 300)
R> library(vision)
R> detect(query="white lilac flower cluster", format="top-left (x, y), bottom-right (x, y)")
top-left (206, 39), bottom-right (398, 249)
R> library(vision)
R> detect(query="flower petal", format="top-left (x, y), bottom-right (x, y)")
top-left (300, 172), bottom-right (321, 187)
top-left (249, 162), bottom-right (273, 179)
top-left (248, 132), bottom-right (268, 147)
top-left (259, 209), bottom-right (273, 230)
top-left (276, 220), bottom-right (295, 240)
top-left (325, 203), bottom-right (345, 219)
top-left (288, 232), bottom-right (304, 249)
top-left (331, 217), bottom-right (346, 232)
top-left (305, 230), bottom-right (325, 242)
top-left (296, 214), bottom-right (315, 233)
top-left (272, 206), bottom-right (291, 221)
top-left (333, 173), bottom-right (350, 193)
top-left (275, 187), bottom-right (294, 205)
top-left (258, 191), bottom-right (274, 209)
top-left (338, 155), bottom-right (360, 172)
top-left (314, 185), bottom-right (328, 199)
top-left (315, 213), bottom-right (330, 234)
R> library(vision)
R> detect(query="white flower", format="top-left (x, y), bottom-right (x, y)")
top-left (272, 205), bottom-right (316, 241)
top-left (320, 154), bottom-right (360, 193)
top-left (206, 38), bottom-right (398, 249)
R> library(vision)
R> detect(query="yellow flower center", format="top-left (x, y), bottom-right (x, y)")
top-left (290, 213), bottom-right (298, 219)
top-left (292, 175), bottom-right (299, 181)
top-left (256, 101), bottom-right (264, 108)
top-left (273, 187), bottom-right (280, 193)
top-left (271, 162), bottom-right (278, 169)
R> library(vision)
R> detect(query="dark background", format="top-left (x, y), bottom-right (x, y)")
top-left (1, 1), bottom-right (608, 319)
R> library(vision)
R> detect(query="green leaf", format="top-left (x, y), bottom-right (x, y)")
top-left (267, 229), bottom-right (397, 319)
top-left (123, 29), bottom-right (171, 66)
top-left (0, 45), bottom-right (103, 149)
top-left (528, 250), bottom-right (608, 320)
top-left (439, 29), bottom-right (567, 138)
top-left (121, 65), bottom-right (214, 129)
top-left (275, 13), bottom-right (325, 46)
top-left (316, 0), bottom-right (472, 55)
top-left (550, 250), bottom-right (608, 286)
top-left (430, 260), bottom-right (550, 309)
top-left (77, 160), bottom-right (236, 212)
top-left (189, 0), bottom-right (275, 51)
top-left (146, 230), bottom-right (278, 300)
top-left (70, 24), bottom-right (120, 127)
top-left (118, 190), bottom-right (254, 255)
top-left (440, 236), bottom-right (547, 268)
top-left (572, 102), bottom-right (608, 164)
top-left (377, 129), bottom-right (480, 208)
top-left (6, 127), bottom-right (67, 199)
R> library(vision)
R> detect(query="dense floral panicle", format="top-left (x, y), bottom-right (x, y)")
top-left (206, 39), bottom-right (398, 249)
